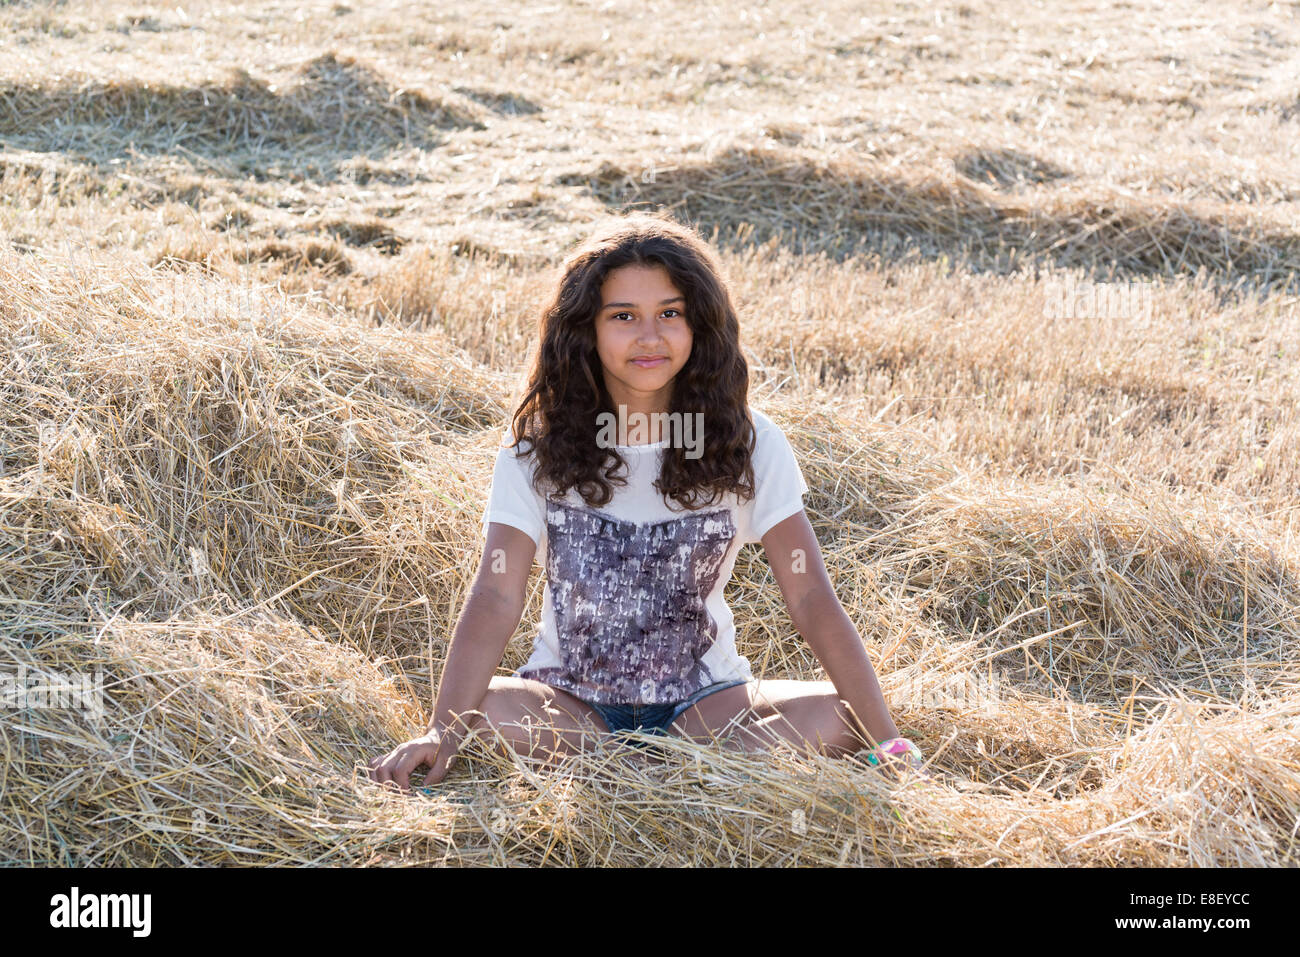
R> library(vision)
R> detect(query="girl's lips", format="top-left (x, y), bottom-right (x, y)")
top-left (630, 357), bottom-right (667, 367)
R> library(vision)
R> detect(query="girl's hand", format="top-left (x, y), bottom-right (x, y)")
top-left (367, 732), bottom-right (456, 793)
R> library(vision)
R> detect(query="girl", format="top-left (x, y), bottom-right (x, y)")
top-left (368, 213), bottom-right (924, 792)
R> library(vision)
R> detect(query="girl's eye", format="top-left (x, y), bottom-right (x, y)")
top-left (613, 310), bottom-right (682, 321)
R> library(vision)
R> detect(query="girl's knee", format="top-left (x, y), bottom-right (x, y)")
top-left (466, 689), bottom-right (591, 759)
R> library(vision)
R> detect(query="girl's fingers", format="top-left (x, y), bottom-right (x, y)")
top-left (367, 741), bottom-right (444, 792)
top-left (374, 751), bottom-right (404, 788)
top-left (367, 754), bottom-right (396, 785)
top-left (394, 748), bottom-right (431, 791)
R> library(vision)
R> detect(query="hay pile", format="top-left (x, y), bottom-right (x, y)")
top-left (2, 245), bottom-right (1297, 866)
top-left (561, 144), bottom-right (1300, 291)
top-left (0, 52), bottom-right (485, 174)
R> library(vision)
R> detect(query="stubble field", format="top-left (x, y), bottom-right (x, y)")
top-left (2, 0), bottom-right (1298, 865)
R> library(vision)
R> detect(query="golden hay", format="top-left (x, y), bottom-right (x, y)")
top-left (2, 244), bottom-right (1297, 866)
top-left (3, 0), bottom-right (1299, 867)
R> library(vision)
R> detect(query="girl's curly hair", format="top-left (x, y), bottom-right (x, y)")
top-left (507, 212), bottom-right (757, 513)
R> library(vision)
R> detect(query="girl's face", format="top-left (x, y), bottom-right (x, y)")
top-left (594, 263), bottom-right (693, 416)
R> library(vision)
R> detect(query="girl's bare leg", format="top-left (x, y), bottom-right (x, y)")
top-left (668, 678), bottom-right (877, 758)
top-left (454, 675), bottom-right (611, 770)
top-left (449, 677), bottom-right (689, 775)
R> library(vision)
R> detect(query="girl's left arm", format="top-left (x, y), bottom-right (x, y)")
top-left (760, 510), bottom-right (901, 747)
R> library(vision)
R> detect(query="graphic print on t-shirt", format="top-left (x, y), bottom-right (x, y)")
top-left (522, 499), bottom-right (737, 705)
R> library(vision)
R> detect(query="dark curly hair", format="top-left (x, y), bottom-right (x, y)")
top-left (506, 211), bottom-right (757, 513)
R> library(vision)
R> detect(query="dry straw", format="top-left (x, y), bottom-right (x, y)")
top-left (564, 144), bottom-right (1300, 291)
top-left (0, 52), bottom-right (484, 169)
top-left (2, 242), bottom-right (1297, 866)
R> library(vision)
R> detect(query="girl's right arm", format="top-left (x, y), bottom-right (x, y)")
top-left (367, 522), bottom-right (536, 792)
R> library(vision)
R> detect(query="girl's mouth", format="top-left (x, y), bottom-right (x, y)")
top-left (631, 357), bottom-right (667, 368)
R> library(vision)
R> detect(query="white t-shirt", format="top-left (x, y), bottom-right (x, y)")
top-left (479, 407), bottom-right (810, 706)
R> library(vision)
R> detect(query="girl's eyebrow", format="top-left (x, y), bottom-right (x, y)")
top-left (600, 296), bottom-right (685, 310)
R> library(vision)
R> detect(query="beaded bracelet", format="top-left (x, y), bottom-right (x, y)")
top-left (866, 736), bottom-right (925, 770)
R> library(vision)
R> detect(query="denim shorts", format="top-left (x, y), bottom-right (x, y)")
top-left (585, 678), bottom-right (752, 748)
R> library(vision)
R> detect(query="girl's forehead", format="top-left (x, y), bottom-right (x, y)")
top-left (605, 262), bottom-right (670, 280)
top-left (602, 264), bottom-right (681, 295)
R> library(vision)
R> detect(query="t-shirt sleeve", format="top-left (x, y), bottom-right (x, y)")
top-left (480, 441), bottom-right (546, 551)
top-left (748, 416), bottom-right (811, 543)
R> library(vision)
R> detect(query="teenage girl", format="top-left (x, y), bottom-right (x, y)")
top-left (369, 213), bottom-right (925, 792)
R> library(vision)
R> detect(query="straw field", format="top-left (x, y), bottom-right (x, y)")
top-left (1, 0), bottom-right (1298, 865)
